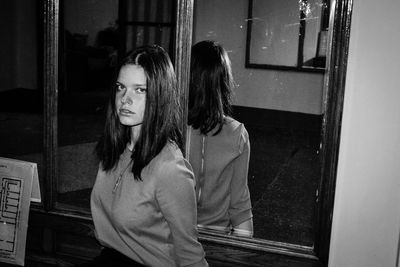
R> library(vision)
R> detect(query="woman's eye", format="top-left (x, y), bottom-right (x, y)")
top-left (115, 84), bottom-right (124, 91)
top-left (136, 87), bottom-right (147, 94)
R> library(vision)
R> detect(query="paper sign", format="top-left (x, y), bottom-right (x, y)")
top-left (0, 157), bottom-right (41, 266)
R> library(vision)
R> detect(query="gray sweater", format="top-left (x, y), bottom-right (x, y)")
top-left (188, 117), bottom-right (253, 231)
top-left (91, 142), bottom-right (208, 267)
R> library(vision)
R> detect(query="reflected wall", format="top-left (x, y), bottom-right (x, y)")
top-left (193, 0), bottom-right (325, 114)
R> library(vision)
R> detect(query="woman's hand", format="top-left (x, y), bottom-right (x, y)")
top-left (231, 218), bottom-right (254, 237)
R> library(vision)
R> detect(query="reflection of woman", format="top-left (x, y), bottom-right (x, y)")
top-left (85, 45), bottom-right (208, 267)
top-left (187, 40), bottom-right (253, 237)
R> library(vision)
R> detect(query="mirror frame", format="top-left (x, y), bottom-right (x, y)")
top-left (41, 0), bottom-right (353, 265)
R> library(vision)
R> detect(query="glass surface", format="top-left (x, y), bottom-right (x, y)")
top-left (193, 0), bottom-right (326, 246)
top-left (57, 0), bottom-right (117, 209)
top-left (125, 26), bottom-right (172, 55)
top-left (126, 0), bottom-right (174, 23)
top-left (248, 0), bottom-right (326, 69)
top-left (124, 0), bottom-right (175, 55)
top-left (249, 0), bottom-right (300, 66)
top-left (303, 0), bottom-right (324, 64)
top-left (57, 0), bottom-right (175, 209)
top-left (0, 1), bottom-right (44, 189)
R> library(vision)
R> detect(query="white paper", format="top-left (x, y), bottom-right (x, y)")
top-left (0, 157), bottom-right (41, 266)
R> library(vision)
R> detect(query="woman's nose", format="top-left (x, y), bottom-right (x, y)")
top-left (121, 93), bottom-right (133, 105)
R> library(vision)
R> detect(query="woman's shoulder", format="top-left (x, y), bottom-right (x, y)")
top-left (221, 117), bottom-right (249, 152)
top-left (148, 142), bottom-right (194, 182)
top-left (159, 141), bottom-right (185, 164)
top-left (224, 116), bottom-right (242, 128)
top-left (221, 117), bottom-right (248, 137)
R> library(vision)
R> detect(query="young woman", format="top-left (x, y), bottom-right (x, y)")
top-left (187, 40), bottom-right (253, 237)
top-left (87, 45), bottom-right (208, 267)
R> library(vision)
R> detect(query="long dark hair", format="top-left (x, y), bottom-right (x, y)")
top-left (188, 40), bottom-right (234, 135)
top-left (96, 45), bottom-right (183, 180)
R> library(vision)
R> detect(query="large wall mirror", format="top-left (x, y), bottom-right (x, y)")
top-left (193, 0), bottom-right (325, 247)
top-left (37, 0), bottom-right (351, 264)
top-left (191, 0), bottom-right (351, 263)
top-left (55, 0), bottom-right (177, 210)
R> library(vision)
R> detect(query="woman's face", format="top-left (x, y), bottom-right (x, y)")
top-left (115, 64), bottom-right (147, 128)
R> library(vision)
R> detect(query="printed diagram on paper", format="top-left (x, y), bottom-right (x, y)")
top-left (0, 176), bottom-right (23, 257)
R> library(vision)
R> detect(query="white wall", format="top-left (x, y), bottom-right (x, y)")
top-left (193, 0), bottom-right (325, 114)
top-left (329, 0), bottom-right (400, 266)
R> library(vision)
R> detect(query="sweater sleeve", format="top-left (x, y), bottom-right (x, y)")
top-left (156, 157), bottom-right (208, 267)
top-left (228, 124), bottom-right (253, 227)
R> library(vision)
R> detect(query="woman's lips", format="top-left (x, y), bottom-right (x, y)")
top-left (119, 108), bottom-right (135, 115)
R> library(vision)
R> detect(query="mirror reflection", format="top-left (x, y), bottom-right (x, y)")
top-left (193, 0), bottom-right (327, 246)
top-left (57, 0), bottom-right (118, 207)
top-left (187, 40), bottom-right (253, 237)
top-left (57, 0), bottom-right (176, 207)
top-left (57, 0), bottom-right (329, 248)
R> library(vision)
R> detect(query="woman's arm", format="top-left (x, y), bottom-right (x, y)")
top-left (156, 156), bottom-right (208, 267)
top-left (229, 125), bottom-right (253, 235)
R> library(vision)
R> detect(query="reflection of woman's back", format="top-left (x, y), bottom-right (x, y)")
top-left (188, 40), bottom-right (253, 237)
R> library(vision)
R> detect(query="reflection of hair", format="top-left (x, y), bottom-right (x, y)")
top-left (96, 45), bottom-right (183, 180)
top-left (188, 40), bottom-right (234, 135)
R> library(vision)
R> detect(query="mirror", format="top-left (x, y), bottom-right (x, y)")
top-left (56, 0), bottom-right (118, 209)
top-left (192, 0), bottom-right (329, 247)
top-left (56, 0), bottom-right (176, 209)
